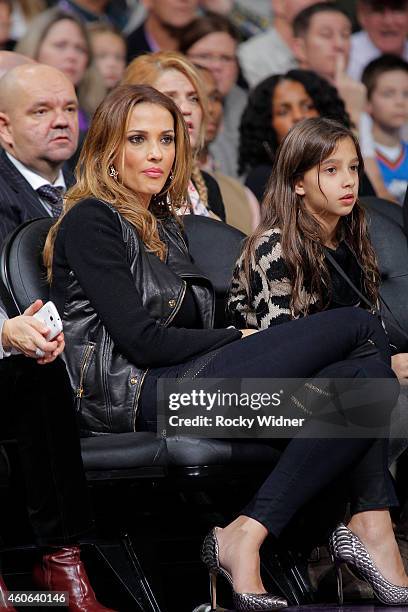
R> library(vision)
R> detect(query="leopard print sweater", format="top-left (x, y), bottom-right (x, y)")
top-left (227, 228), bottom-right (318, 329)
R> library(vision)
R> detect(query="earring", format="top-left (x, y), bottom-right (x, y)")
top-left (169, 170), bottom-right (174, 181)
top-left (109, 165), bottom-right (118, 180)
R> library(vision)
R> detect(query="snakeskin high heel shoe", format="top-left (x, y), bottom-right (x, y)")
top-left (329, 522), bottom-right (408, 606)
top-left (201, 527), bottom-right (288, 611)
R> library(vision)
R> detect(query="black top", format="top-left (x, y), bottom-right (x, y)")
top-left (324, 241), bottom-right (363, 310)
top-left (244, 164), bottom-right (272, 203)
top-left (245, 164), bottom-right (376, 204)
top-left (51, 200), bottom-right (241, 368)
top-left (126, 21), bottom-right (152, 63)
top-left (201, 170), bottom-right (226, 221)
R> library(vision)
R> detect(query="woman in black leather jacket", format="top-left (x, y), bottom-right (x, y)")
top-left (44, 84), bottom-right (406, 610)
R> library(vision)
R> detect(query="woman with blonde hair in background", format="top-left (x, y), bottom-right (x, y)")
top-left (123, 50), bottom-right (226, 221)
top-left (16, 7), bottom-right (106, 132)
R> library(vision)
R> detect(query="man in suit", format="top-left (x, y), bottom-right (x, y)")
top-left (0, 297), bottom-right (115, 611)
top-left (0, 63), bottom-right (78, 248)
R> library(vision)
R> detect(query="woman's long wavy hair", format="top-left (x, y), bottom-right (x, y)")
top-left (242, 117), bottom-right (380, 316)
top-left (239, 69), bottom-right (351, 176)
top-left (44, 84), bottom-right (192, 279)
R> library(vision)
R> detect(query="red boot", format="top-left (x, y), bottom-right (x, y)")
top-left (33, 547), bottom-right (116, 612)
top-left (0, 574), bottom-right (16, 611)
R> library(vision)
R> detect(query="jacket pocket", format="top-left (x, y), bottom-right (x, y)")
top-left (76, 342), bottom-right (96, 411)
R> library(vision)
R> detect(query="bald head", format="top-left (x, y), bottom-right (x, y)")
top-left (0, 51), bottom-right (35, 80)
top-left (0, 63), bottom-right (76, 113)
top-left (0, 63), bottom-right (79, 182)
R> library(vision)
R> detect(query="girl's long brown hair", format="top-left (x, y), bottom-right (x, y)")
top-left (242, 117), bottom-right (380, 316)
top-left (44, 84), bottom-right (192, 280)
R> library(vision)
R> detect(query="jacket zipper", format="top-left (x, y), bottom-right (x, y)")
top-left (132, 281), bottom-right (187, 430)
top-left (76, 343), bottom-right (95, 399)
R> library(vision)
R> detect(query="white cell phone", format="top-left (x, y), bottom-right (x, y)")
top-left (33, 301), bottom-right (63, 341)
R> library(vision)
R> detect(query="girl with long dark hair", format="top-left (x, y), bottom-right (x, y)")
top-left (229, 116), bottom-right (408, 605)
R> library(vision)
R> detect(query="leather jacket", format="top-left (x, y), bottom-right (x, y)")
top-left (62, 203), bottom-right (215, 435)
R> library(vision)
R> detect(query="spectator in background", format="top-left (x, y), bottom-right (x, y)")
top-left (9, 0), bottom-right (45, 41)
top-left (124, 51), bottom-right (226, 221)
top-left (57, 0), bottom-right (129, 30)
top-left (126, 0), bottom-right (199, 63)
top-left (180, 13), bottom-right (246, 177)
top-left (239, 69), bottom-right (377, 202)
top-left (16, 8), bottom-right (106, 132)
top-left (88, 22), bottom-right (126, 91)
top-left (292, 2), bottom-right (351, 86)
top-left (0, 0), bottom-right (14, 50)
top-left (292, 2), bottom-right (393, 198)
top-left (362, 55), bottom-right (408, 205)
top-left (238, 0), bottom-right (321, 88)
top-left (197, 65), bottom-right (260, 233)
top-left (199, 0), bottom-right (271, 39)
top-left (291, 3), bottom-right (367, 126)
top-left (348, 0), bottom-right (408, 81)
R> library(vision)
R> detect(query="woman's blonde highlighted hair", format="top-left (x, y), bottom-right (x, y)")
top-left (44, 84), bottom-right (192, 279)
top-left (123, 50), bottom-right (208, 153)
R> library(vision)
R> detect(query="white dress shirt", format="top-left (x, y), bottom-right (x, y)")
top-left (6, 152), bottom-right (66, 216)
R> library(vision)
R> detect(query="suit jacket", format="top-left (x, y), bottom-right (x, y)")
top-left (0, 150), bottom-right (74, 249)
top-left (126, 21), bottom-right (152, 63)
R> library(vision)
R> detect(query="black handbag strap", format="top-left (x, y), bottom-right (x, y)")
top-left (325, 249), bottom-right (408, 345)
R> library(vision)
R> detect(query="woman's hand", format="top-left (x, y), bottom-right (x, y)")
top-left (391, 353), bottom-right (408, 379)
top-left (240, 329), bottom-right (259, 338)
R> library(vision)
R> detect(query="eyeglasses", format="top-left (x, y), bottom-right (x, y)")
top-left (188, 52), bottom-right (237, 65)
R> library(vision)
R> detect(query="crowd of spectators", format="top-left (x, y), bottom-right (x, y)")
top-left (0, 0), bottom-right (408, 610)
top-left (0, 0), bottom-right (405, 215)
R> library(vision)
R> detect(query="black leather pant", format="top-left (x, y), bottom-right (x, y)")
top-left (138, 308), bottom-right (399, 537)
top-left (0, 356), bottom-right (93, 547)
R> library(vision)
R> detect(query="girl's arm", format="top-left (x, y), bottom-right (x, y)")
top-left (227, 231), bottom-right (293, 329)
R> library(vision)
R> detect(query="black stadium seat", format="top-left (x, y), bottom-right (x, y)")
top-left (361, 196), bottom-right (408, 351)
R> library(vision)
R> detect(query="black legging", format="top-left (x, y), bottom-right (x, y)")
top-left (138, 307), bottom-right (399, 537)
